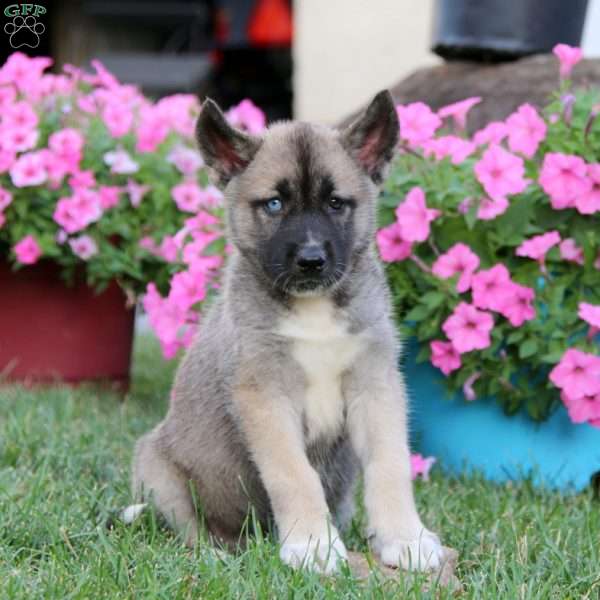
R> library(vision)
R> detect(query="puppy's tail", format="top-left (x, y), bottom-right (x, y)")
top-left (105, 503), bottom-right (148, 529)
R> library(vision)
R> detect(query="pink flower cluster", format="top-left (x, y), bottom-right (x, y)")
top-left (539, 154), bottom-right (600, 214)
top-left (550, 349), bottom-right (600, 429)
top-left (426, 243), bottom-right (537, 375)
top-left (380, 45), bottom-right (599, 424)
top-left (141, 212), bottom-right (224, 357)
top-left (0, 52), bottom-right (269, 359)
top-left (377, 186), bottom-right (439, 261)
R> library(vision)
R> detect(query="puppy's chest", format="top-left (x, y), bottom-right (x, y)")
top-left (277, 298), bottom-right (364, 442)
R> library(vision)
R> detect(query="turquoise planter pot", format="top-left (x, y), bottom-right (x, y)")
top-left (405, 341), bottom-right (600, 492)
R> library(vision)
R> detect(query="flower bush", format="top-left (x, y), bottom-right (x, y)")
top-left (0, 52), bottom-right (265, 358)
top-left (379, 45), bottom-right (600, 427)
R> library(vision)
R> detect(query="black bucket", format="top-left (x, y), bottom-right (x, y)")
top-left (432, 0), bottom-right (589, 62)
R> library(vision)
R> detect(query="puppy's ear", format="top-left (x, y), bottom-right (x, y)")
top-left (195, 99), bottom-right (261, 185)
top-left (341, 90), bottom-right (399, 184)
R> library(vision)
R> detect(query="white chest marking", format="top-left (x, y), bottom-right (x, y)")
top-left (277, 298), bottom-right (363, 442)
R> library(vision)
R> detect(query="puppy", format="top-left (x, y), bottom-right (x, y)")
top-left (130, 91), bottom-right (443, 573)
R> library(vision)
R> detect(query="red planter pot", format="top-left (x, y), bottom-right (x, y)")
top-left (0, 261), bottom-right (135, 389)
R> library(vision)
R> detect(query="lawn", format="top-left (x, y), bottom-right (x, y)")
top-left (1, 336), bottom-right (599, 599)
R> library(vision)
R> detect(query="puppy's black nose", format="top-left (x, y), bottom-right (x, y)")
top-left (296, 246), bottom-right (326, 272)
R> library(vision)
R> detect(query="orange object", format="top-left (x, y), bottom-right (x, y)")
top-left (248, 0), bottom-right (292, 47)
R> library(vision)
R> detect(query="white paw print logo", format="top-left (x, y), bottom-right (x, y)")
top-left (4, 15), bottom-right (45, 49)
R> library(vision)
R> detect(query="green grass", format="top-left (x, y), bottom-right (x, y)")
top-left (1, 336), bottom-right (599, 599)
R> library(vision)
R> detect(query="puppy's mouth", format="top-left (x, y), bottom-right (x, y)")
top-left (271, 268), bottom-right (346, 295)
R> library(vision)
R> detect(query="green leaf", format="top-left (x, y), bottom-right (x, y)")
top-left (404, 305), bottom-right (431, 322)
top-left (421, 291), bottom-right (446, 309)
top-left (519, 339), bottom-right (539, 359)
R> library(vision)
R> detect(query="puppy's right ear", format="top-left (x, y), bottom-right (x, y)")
top-left (195, 99), bottom-right (261, 185)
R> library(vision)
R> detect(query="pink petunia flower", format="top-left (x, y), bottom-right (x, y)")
top-left (561, 390), bottom-right (600, 425)
top-left (168, 268), bottom-right (207, 311)
top-left (471, 264), bottom-right (512, 311)
top-left (553, 44), bottom-right (583, 78)
top-left (167, 146), bottom-right (204, 175)
top-left (474, 144), bottom-right (528, 200)
top-left (410, 454), bottom-right (436, 481)
top-left (9, 151), bottom-right (47, 187)
top-left (98, 185), bottom-right (121, 209)
top-left (442, 302), bottom-right (494, 353)
top-left (0, 149), bottom-right (16, 173)
top-left (197, 185), bottom-right (224, 208)
top-left (376, 223), bottom-right (412, 262)
top-left (102, 102), bottom-right (133, 137)
top-left (126, 180), bottom-right (151, 207)
top-left (159, 235), bottom-right (180, 263)
top-left (68, 235), bottom-right (98, 260)
top-left (2, 126), bottom-right (39, 153)
top-left (538, 152), bottom-right (591, 210)
top-left (48, 128), bottom-right (84, 170)
top-left (136, 105), bottom-right (169, 153)
top-left (225, 99), bottom-right (266, 134)
top-left (505, 104), bottom-right (547, 158)
top-left (559, 238), bottom-right (584, 265)
top-left (0, 186), bottom-right (12, 211)
top-left (550, 348), bottom-right (600, 400)
top-left (396, 102), bottom-right (442, 146)
top-left (430, 340), bottom-right (461, 375)
top-left (142, 282), bottom-right (197, 359)
top-left (53, 189), bottom-right (102, 233)
top-left (69, 169), bottom-right (96, 190)
top-left (477, 196), bottom-right (509, 220)
top-left (14, 234), bottom-right (42, 265)
top-left (463, 371), bottom-right (481, 401)
top-left (103, 148), bottom-right (138, 174)
top-left (0, 53), bottom-right (52, 94)
top-left (438, 97), bottom-right (481, 130)
top-left (171, 181), bottom-right (205, 213)
top-left (578, 302), bottom-right (600, 337)
top-left (0, 85), bottom-right (16, 107)
top-left (473, 121), bottom-right (508, 146)
top-left (432, 243), bottom-right (480, 292)
top-left (2, 100), bottom-right (38, 130)
top-left (575, 164), bottom-right (600, 214)
top-left (422, 135), bottom-right (475, 164)
top-left (498, 282), bottom-right (536, 327)
top-left (395, 187), bottom-right (440, 242)
top-left (516, 231), bottom-right (561, 265)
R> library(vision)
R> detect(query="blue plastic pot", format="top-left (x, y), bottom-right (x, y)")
top-left (405, 340), bottom-right (600, 492)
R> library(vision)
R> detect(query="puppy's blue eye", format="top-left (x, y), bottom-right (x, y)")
top-left (264, 197), bottom-right (283, 215)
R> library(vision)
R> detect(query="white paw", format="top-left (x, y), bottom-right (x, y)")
top-left (378, 530), bottom-right (444, 571)
top-left (280, 534), bottom-right (348, 574)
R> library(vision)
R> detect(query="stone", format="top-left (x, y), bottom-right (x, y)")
top-left (342, 55), bottom-right (600, 132)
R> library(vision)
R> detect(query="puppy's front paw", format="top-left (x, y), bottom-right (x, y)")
top-left (280, 534), bottom-right (348, 574)
top-left (378, 530), bottom-right (443, 571)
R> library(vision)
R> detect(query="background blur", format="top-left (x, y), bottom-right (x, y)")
top-left (1, 0), bottom-right (599, 124)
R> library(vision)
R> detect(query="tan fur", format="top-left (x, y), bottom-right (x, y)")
top-left (130, 91), bottom-right (443, 573)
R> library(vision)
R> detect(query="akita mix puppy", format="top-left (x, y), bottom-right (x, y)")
top-left (129, 91), bottom-right (443, 573)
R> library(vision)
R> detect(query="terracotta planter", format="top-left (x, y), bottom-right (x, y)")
top-left (0, 261), bottom-right (135, 389)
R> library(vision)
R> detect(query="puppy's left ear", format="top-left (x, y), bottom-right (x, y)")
top-left (341, 90), bottom-right (399, 184)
